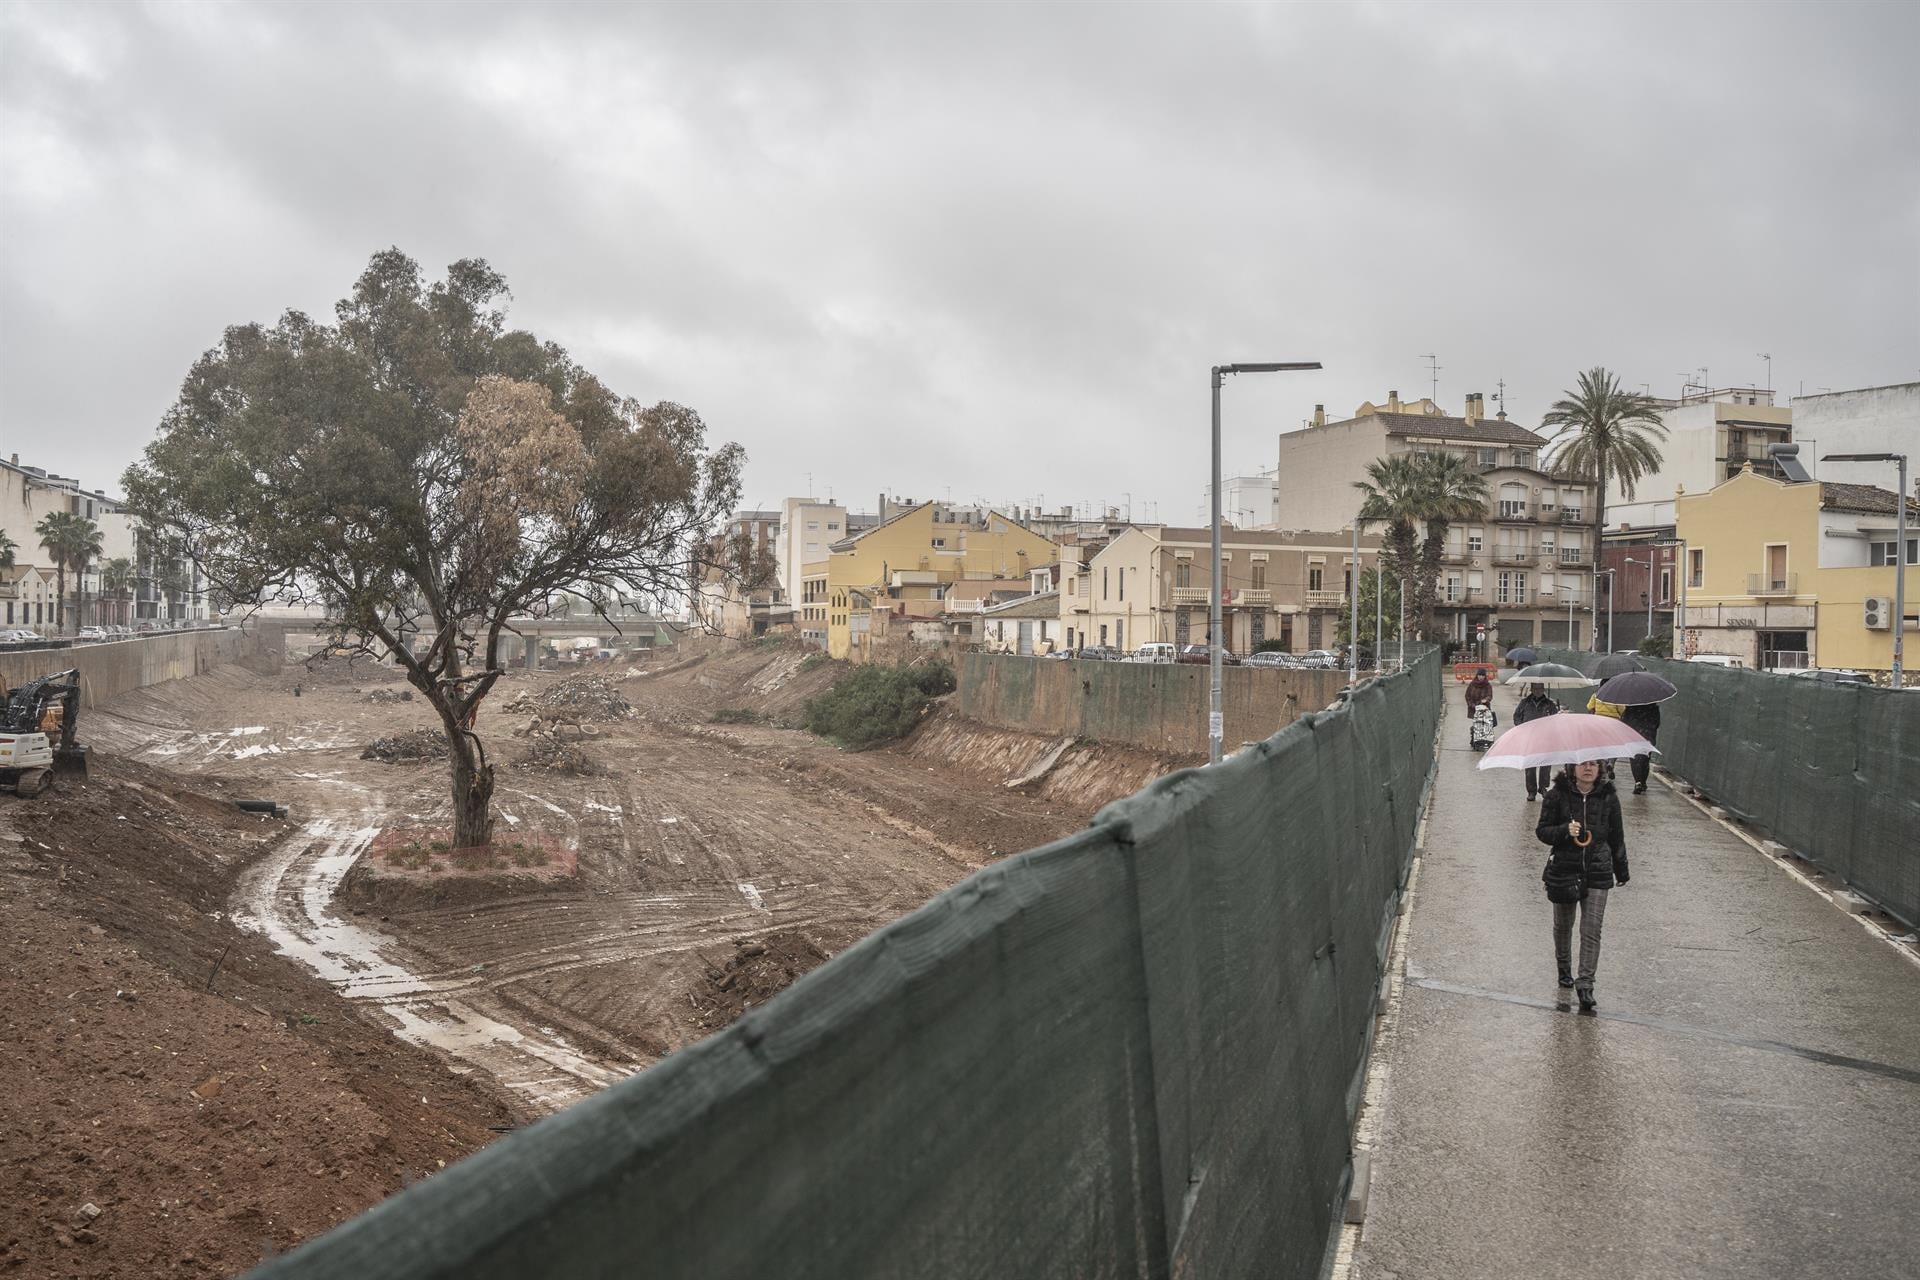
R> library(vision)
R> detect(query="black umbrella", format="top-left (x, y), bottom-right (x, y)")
top-left (1506, 646), bottom-right (1539, 665)
top-left (1593, 653), bottom-right (1644, 679)
top-left (1597, 670), bottom-right (1678, 705)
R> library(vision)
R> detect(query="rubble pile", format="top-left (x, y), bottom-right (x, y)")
top-left (502, 674), bottom-right (634, 721)
top-left (364, 688), bottom-right (415, 704)
top-left (517, 720), bottom-right (597, 774)
top-left (360, 727), bottom-right (449, 764)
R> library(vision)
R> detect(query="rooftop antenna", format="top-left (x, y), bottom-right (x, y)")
top-left (1419, 353), bottom-right (1441, 403)
top-left (1757, 352), bottom-right (1772, 393)
top-left (1495, 378), bottom-right (1508, 414)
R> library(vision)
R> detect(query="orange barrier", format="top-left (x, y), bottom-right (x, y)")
top-left (1453, 661), bottom-right (1499, 682)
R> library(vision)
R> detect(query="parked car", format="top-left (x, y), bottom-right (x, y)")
top-left (1789, 668), bottom-right (1874, 685)
top-left (2, 629), bottom-right (45, 643)
top-left (1687, 654), bottom-right (1745, 669)
top-left (1130, 642), bottom-right (1178, 664)
top-left (1297, 649), bottom-right (1341, 669)
top-left (1244, 651), bottom-right (1299, 668)
top-left (1175, 644), bottom-right (1239, 665)
top-left (77, 626), bottom-right (110, 641)
top-left (1074, 646), bottom-right (1125, 662)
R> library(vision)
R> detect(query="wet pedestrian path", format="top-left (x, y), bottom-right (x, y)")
top-left (1348, 682), bottom-right (1920, 1280)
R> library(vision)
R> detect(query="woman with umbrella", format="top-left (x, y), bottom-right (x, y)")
top-left (1478, 701), bottom-right (1649, 1012)
top-left (1538, 761), bottom-right (1630, 1011)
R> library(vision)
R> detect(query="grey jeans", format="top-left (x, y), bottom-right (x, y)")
top-left (1552, 887), bottom-right (1610, 987)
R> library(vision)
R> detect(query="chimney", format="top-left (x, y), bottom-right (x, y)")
top-left (1388, 390), bottom-right (1401, 413)
top-left (1464, 392), bottom-right (1483, 424)
top-left (1312, 404), bottom-right (1326, 428)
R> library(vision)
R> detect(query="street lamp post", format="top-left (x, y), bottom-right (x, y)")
top-left (1625, 556), bottom-right (1654, 648)
top-left (1398, 576), bottom-right (1406, 669)
top-left (1211, 361), bottom-right (1321, 762)
top-left (1594, 568), bottom-right (1616, 653)
top-left (1350, 512), bottom-right (1361, 686)
top-left (1822, 451), bottom-right (1909, 688)
top-left (1374, 566), bottom-right (1383, 672)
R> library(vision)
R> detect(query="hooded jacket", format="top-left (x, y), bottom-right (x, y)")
top-left (1537, 774), bottom-right (1630, 892)
top-left (1464, 676), bottom-right (1494, 708)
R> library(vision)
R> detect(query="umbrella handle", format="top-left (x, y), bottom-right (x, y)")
top-left (1573, 830), bottom-right (1592, 848)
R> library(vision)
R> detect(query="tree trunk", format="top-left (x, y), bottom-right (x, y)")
top-left (448, 728), bottom-right (496, 849)
top-left (1594, 459), bottom-right (1608, 653)
top-left (1417, 526), bottom-right (1445, 641)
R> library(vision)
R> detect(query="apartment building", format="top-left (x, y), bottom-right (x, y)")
top-left (1276, 393), bottom-right (1595, 647)
top-left (1604, 387), bottom-right (1792, 531)
top-left (1066, 525), bottom-right (1382, 655)
top-left (824, 504), bottom-right (1059, 660)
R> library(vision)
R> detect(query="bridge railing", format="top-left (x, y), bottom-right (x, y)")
top-left (1538, 649), bottom-right (1919, 927)
top-left (254, 652), bottom-right (1444, 1280)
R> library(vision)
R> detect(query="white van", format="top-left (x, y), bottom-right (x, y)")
top-left (1131, 642), bottom-right (1177, 664)
top-left (1687, 654), bottom-right (1745, 668)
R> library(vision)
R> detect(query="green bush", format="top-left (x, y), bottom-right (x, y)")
top-left (1252, 638), bottom-right (1291, 654)
top-left (803, 659), bottom-right (955, 750)
top-left (1638, 629), bottom-right (1673, 658)
top-left (710, 707), bottom-right (764, 725)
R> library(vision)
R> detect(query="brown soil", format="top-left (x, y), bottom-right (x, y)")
top-left (1, 639), bottom-right (1189, 1275)
top-left (338, 829), bottom-right (576, 912)
top-left (0, 757), bottom-right (512, 1280)
top-left (686, 927), bottom-right (858, 1032)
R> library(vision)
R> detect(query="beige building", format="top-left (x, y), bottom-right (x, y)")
top-left (1065, 525), bottom-right (1383, 655)
top-left (1275, 393), bottom-right (1597, 647)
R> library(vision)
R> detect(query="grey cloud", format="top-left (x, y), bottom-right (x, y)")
top-left (3, 0), bottom-right (1916, 517)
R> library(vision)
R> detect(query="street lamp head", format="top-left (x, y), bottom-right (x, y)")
top-left (1220, 362), bottom-right (1323, 375)
top-left (1822, 452), bottom-right (1903, 463)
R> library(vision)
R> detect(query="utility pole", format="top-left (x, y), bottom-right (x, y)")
top-left (1398, 577), bottom-right (1406, 669)
top-left (1350, 515), bottom-right (1361, 686)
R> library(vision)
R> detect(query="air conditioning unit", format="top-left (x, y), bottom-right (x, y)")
top-left (1864, 596), bottom-right (1891, 630)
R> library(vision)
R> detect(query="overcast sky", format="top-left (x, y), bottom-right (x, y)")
top-left (4, 0), bottom-right (1916, 524)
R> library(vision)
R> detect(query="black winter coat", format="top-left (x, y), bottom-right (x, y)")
top-left (1537, 776), bottom-right (1630, 894)
top-left (1621, 701), bottom-right (1661, 742)
top-left (1514, 693), bottom-right (1560, 725)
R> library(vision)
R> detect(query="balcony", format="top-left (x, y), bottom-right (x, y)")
top-left (1558, 510), bottom-right (1585, 524)
top-left (1440, 550), bottom-right (1472, 565)
top-left (1540, 590), bottom-right (1590, 607)
top-left (1170, 585), bottom-right (1210, 606)
top-left (1558, 548), bottom-right (1591, 566)
top-left (1236, 588), bottom-right (1273, 607)
top-left (1494, 503), bottom-right (1533, 523)
top-left (1748, 573), bottom-right (1799, 596)
top-left (1306, 590), bottom-right (1347, 609)
top-left (1493, 549), bottom-right (1535, 567)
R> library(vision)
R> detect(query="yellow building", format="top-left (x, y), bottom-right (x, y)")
top-left (825, 503), bottom-right (1060, 659)
top-left (1674, 466), bottom-right (1917, 675)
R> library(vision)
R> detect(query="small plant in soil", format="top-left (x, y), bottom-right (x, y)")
top-left (709, 707), bottom-right (763, 725)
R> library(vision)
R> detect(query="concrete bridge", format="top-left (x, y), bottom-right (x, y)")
top-left (242, 611), bottom-right (692, 666)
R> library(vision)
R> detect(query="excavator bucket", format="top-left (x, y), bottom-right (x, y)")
top-left (53, 744), bottom-right (89, 779)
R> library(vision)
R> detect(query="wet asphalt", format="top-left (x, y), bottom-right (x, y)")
top-left (1349, 682), bottom-right (1920, 1280)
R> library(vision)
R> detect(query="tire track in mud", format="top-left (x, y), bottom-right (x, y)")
top-left (229, 813), bottom-right (635, 1116)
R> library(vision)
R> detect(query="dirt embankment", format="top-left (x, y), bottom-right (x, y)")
top-left (0, 757), bottom-right (512, 1280)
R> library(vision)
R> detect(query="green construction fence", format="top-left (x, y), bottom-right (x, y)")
top-left (1535, 649), bottom-right (1919, 927)
top-left (253, 650), bottom-right (1444, 1279)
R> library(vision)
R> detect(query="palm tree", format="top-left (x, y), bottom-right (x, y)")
top-left (0, 530), bottom-right (16, 569)
top-left (35, 512), bottom-right (76, 633)
top-left (65, 520), bottom-right (104, 628)
top-left (1354, 453), bottom-right (1427, 586)
top-left (101, 557), bottom-right (136, 627)
top-left (1540, 368), bottom-right (1667, 573)
top-left (1412, 452), bottom-right (1491, 641)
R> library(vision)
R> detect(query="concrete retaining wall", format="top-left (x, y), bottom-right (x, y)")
top-left (0, 629), bottom-right (255, 709)
top-left (957, 653), bottom-right (1345, 754)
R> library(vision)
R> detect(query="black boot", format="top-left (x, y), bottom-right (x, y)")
top-left (1557, 965), bottom-right (1573, 988)
top-left (1576, 985), bottom-right (1596, 1013)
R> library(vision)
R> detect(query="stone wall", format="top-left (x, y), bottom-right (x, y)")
top-left (0, 629), bottom-right (254, 708)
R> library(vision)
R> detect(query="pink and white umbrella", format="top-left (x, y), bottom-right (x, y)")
top-left (1477, 713), bottom-right (1657, 771)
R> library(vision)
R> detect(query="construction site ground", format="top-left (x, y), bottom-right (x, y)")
top-left (1, 640), bottom-right (1187, 1278)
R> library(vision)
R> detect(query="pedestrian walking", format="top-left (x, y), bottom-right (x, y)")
top-left (1621, 700), bottom-right (1661, 794)
top-left (1512, 683), bottom-right (1560, 800)
top-left (1537, 760), bottom-right (1630, 1012)
top-left (1464, 668), bottom-right (1495, 744)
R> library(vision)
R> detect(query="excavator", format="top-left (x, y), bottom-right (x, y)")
top-left (0, 668), bottom-right (87, 797)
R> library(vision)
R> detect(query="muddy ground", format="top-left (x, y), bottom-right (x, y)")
top-left (2, 640), bottom-right (1187, 1276)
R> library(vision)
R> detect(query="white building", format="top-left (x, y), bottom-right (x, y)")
top-left (1202, 472), bottom-right (1279, 530)
top-left (1602, 388), bottom-right (1792, 532)
top-left (1788, 382), bottom-right (1919, 500)
top-left (1, 453), bottom-right (154, 630)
